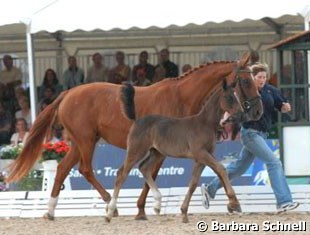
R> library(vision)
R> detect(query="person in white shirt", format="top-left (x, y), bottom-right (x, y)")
top-left (10, 118), bottom-right (29, 146)
top-left (15, 96), bottom-right (31, 128)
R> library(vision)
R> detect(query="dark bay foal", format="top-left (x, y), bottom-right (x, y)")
top-left (106, 81), bottom-right (246, 223)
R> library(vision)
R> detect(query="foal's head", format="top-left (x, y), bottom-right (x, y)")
top-left (220, 80), bottom-right (246, 124)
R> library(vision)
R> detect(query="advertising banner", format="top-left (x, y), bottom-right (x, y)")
top-left (69, 140), bottom-right (279, 190)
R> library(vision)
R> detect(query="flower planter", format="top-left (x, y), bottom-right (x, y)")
top-left (0, 159), bottom-right (14, 172)
top-left (42, 159), bottom-right (58, 171)
top-left (41, 160), bottom-right (71, 191)
top-left (32, 162), bottom-right (43, 171)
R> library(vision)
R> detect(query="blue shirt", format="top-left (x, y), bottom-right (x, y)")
top-left (242, 84), bottom-right (286, 133)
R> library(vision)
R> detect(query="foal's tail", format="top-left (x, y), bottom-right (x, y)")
top-left (120, 83), bottom-right (136, 120)
top-left (6, 91), bottom-right (69, 183)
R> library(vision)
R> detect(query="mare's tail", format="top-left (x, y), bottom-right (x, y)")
top-left (120, 83), bottom-right (136, 120)
top-left (6, 91), bottom-right (69, 183)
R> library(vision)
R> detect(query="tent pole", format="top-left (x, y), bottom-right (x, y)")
top-left (306, 18), bottom-right (310, 122)
top-left (301, 6), bottom-right (310, 120)
top-left (26, 23), bottom-right (38, 123)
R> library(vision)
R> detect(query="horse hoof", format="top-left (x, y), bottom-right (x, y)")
top-left (227, 204), bottom-right (242, 214)
top-left (43, 213), bottom-right (54, 221)
top-left (154, 208), bottom-right (160, 215)
top-left (135, 214), bottom-right (148, 220)
top-left (113, 209), bottom-right (119, 217)
top-left (182, 217), bottom-right (189, 223)
top-left (105, 216), bottom-right (111, 223)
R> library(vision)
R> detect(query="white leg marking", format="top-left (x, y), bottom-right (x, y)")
top-left (48, 196), bottom-right (59, 217)
top-left (107, 197), bottom-right (117, 219)
top-left (151, 188), bottom-right (162, 212)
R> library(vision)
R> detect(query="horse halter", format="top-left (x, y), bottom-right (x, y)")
top-left (232, 68), bottom-right (261, 113)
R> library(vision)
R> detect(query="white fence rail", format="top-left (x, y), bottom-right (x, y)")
top-left (0, 185), bottom-right (309, 218)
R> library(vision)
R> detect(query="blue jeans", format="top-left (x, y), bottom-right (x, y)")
top-left (207, 127), bottom-right (293, 207)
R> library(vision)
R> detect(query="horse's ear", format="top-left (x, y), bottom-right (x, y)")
top-left (238, 52), bottom-right (250, 68)
top-left (222, 79), bottom-right (227, 90)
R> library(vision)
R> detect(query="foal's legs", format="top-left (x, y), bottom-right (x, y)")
top-left (194, 150), bottom-right (241, 213)
top-left (106, 147), bottom-right (149, 222)
top-left (135, 157), bottom-right (165, 220)
top-left (44, 143), bottom-right (80, 220)
top-left (138, 151), bottom-right (165, 215)
top-left (180, 162), bottom-right (205, 223)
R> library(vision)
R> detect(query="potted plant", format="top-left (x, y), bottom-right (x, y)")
top-left (0, 143), bottom-right (23, 172)
top-left (41, 141), bottom-right (70, 191)
top-left (41, 141), bottom-right (70, 162)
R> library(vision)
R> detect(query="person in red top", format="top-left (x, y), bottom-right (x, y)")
top-left (109, 51), bottom-right (131, 84)
top-left (132, 51), bottom-right (155, 83)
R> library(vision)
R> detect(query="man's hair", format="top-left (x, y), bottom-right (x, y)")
top-left (3, 54), bottom-right (12, 60)
top-left (92, 52), bottom-right (102, 60)
top-left (160, 48), bottom-right (169, 54)
top-left (68, 55), bottom-right (76, 61)
top-left (140, 51), bottom-right (148, 57)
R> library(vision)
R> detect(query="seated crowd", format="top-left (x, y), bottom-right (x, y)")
top-left (0, 49), bottom-right (189, 148)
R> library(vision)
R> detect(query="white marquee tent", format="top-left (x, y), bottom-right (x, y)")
top-left (1, 0), bottom-right (310, 121)
top-left (2, 0), bottom-right (310, 33)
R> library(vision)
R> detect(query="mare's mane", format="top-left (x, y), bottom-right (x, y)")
top-left (136, 60), bottom-right (237, 92)
top-left (170, 60), bottom-right (236, 81)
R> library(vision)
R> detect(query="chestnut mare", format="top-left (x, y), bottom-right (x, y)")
top-left (6, 53), bottom-right (262, 220)
top-left (106, 81), bottom-right (246, 223)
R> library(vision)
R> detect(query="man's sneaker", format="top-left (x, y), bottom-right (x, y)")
top-left (201, 183), bottom-right (212, 209)
top-left (277, 202), bottom-right (300, 213)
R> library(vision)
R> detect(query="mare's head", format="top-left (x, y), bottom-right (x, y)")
top-left (226, 53), bottom-right (263, 121)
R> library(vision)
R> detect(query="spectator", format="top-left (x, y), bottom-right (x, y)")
top-left (0, 102), bottom-right (13, 145)
top-left (39, 97), bottom-right (54, 112)
top-left (11, 87), bottom-right (28, 115)
top-left (45, 125), bottom-right (69, 144)
top-left (0, 55), bottom-right (22, 89)
top-left (182, 64), bottom-right (192, 73)
top-left (154, 48), bottom-right (179, 78)
top-left (41, 86), bottom-right (56, 101)
top-left (109, 51), bottom-right (131, 84)
top-left (0, 55), bottom-right (23, 114)
top-left (132, 51), bottom-right (155, 82)
top-left (152, 64), bottom-right (166, 83)
top-left (62, 56), bottom-right (84, 90)
top-left (14, 87), bottom-right (27, 101)
top-left (39, 68), bottom-right (63, 100)
top-left (15, 96), bottom-right (31, 128)
top-left (10, 118), bottom-right (29, 146)
top-left (49, 125), bottom-right (63, 143)
top-left (38, 86), bottom-right (56, 112)
top-left (85, 52), bottom-right (109, 83)
top-left (133, 68), bottom-right (152, 86)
